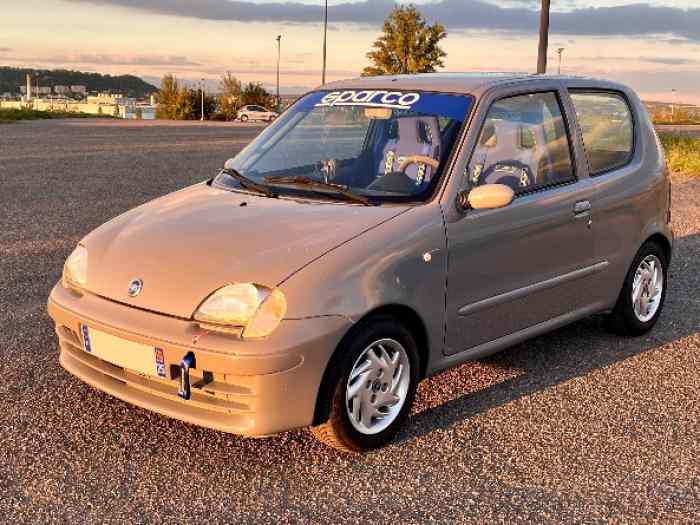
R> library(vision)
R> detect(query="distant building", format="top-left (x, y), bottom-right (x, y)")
top-left (87, 93), bottom-right (131, 105)
top-left (20, 86), bottom-right (51, 95)
top-left (1, 80), bottom-right (155, 118)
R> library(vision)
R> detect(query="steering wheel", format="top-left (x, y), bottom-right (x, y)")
top-left (397, 155), bottom-right (440, 174)
top-left (482, 161), bottom-right (534, 190)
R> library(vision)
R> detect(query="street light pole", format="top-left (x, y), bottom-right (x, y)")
top-left (556, 47), bottom-right (565, 75)
top-left (671, 88), bottom-right (678, 122)
top-left (200, 78), bottom-right (205, 121)
top-left (537, 0), bottom-right (551, 74)
top-left (322, 0), bottom-right (328, 85)
top-left (276, 35), bottom-right (282, 112)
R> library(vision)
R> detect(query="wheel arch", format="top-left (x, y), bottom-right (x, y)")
top-left (644, 232), bottom-right (672, 264)
top-left (311, 304), bottom-right (429, 426)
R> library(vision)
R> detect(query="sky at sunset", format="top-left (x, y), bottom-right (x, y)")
top-left (1, 0), bottom-right (699, 104)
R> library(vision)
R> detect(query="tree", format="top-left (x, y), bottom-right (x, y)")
top-left (155, 74), bottom-right (218, 120)
top-left (219, 72), bottom-right (241, 121)
top-left (240, 82), bottom-right (274, 108)
top-left (174, 86), bottom-right (195, 120)
top-left (156, 74), bottom-right (179, 119)
top-left (362, 6), bottom-right (447, 77)
top-left (190, 88), bottom-right (217, 120)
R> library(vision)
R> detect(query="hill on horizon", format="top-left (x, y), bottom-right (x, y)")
top-left (0, 67), bottom-right (158, 98)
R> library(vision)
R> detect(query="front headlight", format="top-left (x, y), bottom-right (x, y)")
top-left (194, 283), bottom-right (287, 339)
top-left (62, 245), bottom-right (87, 290)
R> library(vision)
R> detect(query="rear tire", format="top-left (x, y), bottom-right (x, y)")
top-left (240, 115), bottom-right (249, 122)
top-left (310, 316), bottom-right (419, 453)
top-left (608, 242), bottom-right (668, 336)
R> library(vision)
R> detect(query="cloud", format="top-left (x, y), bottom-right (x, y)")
top-left (643, 57), bottom-right (700, 66)
top-left (64, 0), bottom-right (700, 40)
top-left (574, 55), bottom-right (700, 66)
top-left (198, 65), bottom-right (357, 77)
top-left (0, 47), bottom-right (12, 53)
top-left (42, 53), bottom-right (199, 66)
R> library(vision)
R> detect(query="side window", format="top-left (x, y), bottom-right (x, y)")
top-left (570, 91), bottom-right (633, 175)
top-left (467, 92), bottom-right (575, 193)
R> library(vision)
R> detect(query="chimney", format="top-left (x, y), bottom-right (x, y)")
top-left (26, 73), bottom-right (32, 100)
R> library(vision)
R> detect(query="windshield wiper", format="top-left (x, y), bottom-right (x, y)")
top-left (220, 167), bottom-right (278, 198)
top-left (264, 175), bottom-right (371, 205)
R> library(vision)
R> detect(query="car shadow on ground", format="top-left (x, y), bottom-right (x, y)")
top-left (395, 230), bottom-right (699, 445)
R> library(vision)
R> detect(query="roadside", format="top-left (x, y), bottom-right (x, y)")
top-left (0, 107), bottom-right (117, 124)
top-left (658, 132), bottom-right (700, 175)
top-left (655, 124), bottom-right (700, 138)
top-left (0, 110), bottom-right (270, 127)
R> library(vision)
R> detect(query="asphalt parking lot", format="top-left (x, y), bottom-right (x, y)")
top-left (1, 119), bottom-right (698, 523)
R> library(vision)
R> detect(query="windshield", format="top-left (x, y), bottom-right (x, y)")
top-left (215, 89), bottom-right (473, 202)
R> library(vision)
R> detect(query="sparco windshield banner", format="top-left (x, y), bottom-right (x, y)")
top-left (291, 90), bottom-right (473, 122)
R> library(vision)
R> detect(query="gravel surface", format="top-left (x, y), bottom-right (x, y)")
top-left (1, 119), bottom-right (698, 524)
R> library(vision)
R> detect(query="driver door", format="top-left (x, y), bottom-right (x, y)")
top-left (444, 89), bottom-right (600, 355)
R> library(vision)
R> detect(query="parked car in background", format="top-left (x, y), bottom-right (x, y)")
top-left (49, 74), bottom-right (672, 453)
top-left (238, 105), bottom-right (278, 122)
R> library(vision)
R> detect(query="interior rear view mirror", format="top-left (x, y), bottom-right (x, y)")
top-left (364, 107), bottom-right (392, 120)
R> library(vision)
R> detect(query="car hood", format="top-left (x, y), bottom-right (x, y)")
top-left (82, 183), bottom-right (407, 319)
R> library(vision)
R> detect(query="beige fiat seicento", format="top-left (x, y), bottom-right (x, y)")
top-left (49, 74), bottom-right (673, 452)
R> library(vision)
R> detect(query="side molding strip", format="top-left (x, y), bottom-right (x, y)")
top-left (458, 261), bottom-right (609, 316)
top-left (433, 301), bottom-right (608, 376)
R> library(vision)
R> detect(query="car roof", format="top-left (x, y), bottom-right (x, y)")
top-left (321, 72), bottom-right (632, 97)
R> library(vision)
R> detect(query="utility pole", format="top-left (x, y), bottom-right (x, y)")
top-left (556, 47), bottom-right (565, 75)
top-left (322, 0), bottom-right (328, 85)
top-left (200, 78), bottom-right (205, 121)
top-left (276, 34), bottom-right (282, 112)
top-left (537, 0), bottom-right (551, 74)
top-left (671, 88), bottom-right (678, 122)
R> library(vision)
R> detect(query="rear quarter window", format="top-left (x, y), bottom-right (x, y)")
top-left (570, 91), bottom-right (634, 175)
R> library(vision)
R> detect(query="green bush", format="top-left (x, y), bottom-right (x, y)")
top-left (659, 133), bottom-right (700, 174)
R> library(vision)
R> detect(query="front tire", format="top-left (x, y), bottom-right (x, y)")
top-left (608, 242), bottom-right (668, 336)
top-left (310, 316), bottom-right (419, 453)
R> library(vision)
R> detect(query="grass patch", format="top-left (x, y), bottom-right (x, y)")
top-left (0, 107), bottom-right (113, 123)
top-left (659, 133), bottom-right (700, 175)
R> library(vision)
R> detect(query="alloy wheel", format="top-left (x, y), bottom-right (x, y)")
top-left (345, 338), bottom-right (411, 435)
top-left (631, 254), bottom-right (664, 323)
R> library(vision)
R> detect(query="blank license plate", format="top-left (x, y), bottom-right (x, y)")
top-left (80, 325), bottom-right (166, 378)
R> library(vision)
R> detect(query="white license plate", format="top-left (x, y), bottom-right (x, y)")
top-left (80, 325), bottom-right (167, 378)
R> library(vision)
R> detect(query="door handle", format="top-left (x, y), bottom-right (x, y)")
top-left (573, 200), bottom-right (591, 215)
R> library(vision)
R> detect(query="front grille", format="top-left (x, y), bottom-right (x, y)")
top-left (56, 325), bottom-right (256, 433)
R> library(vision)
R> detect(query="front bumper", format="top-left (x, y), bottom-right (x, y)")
top-left (47, 284), bottom-right (352, 437)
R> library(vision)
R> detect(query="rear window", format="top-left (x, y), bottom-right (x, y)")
top-left (570, 92), bottom-right (634, 175)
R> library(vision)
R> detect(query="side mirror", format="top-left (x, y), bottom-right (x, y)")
top-left (223, 158), bottom-right (236, 170)
top-left (456, 184), bottom-right (515, 212)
